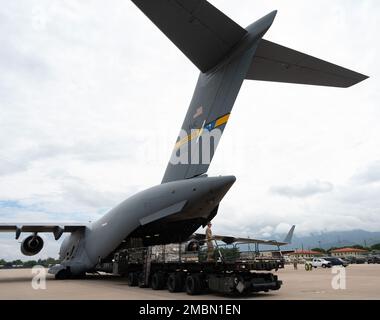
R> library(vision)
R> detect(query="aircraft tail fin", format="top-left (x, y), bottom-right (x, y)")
top-left (283, 225), bottom-right (296, 244)
top-left (247, 39), bottom-right (368, 87)
top-left (131, 0), bottom-right (247, 73)
top-left (160, 11), bottom-right (276, 183)
top-left (133, 1), bottom-right (368, 184)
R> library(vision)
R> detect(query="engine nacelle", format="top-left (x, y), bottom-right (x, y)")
top-left (21, 235), bottom-right (44, 256)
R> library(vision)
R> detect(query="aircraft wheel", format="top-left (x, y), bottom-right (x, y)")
top-left (55, 269), bottom-right (71, 280)
top-left (167, 273), bottom-right (184, 293)
top-left (127, 272), bottom-right (138, 287)
top-left (71, 272), bottom-right (86, 279)
top-left (151, 272), bottom-right (165, 290)
top-left (185, 274), bottom-right (202, 295)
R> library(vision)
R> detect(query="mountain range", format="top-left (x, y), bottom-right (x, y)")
top-left (279, 229), bottom-right (380, 250)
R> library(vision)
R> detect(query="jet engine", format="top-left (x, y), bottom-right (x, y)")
top-left (21, 235), bottom-right (44, 256)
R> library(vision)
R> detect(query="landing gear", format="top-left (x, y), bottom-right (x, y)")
top-left (55, 269), bottom-right (71, 280)
top-left (72, 272), bottom-right (86, 279)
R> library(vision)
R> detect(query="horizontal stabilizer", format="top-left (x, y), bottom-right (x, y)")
top-left (246, 39), bottom-right (368, 87)
top-left (131, 0), bottom-right (247, 72)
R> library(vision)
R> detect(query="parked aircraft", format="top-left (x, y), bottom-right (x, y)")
top-left (0, 1), bottom-right (367, 278)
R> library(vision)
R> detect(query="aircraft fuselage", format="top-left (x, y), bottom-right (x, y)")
top-left (54, 175), bottom-right (235, 275)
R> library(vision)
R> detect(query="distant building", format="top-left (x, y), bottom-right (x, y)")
top-left (331, 248), bottom-right (368, 257)
top-left (289, 250), bottom-right (324, 259)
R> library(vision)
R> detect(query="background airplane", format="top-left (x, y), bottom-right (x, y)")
top-left (193, 225), bottom-right (296, 246)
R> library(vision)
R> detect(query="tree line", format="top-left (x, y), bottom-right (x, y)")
top-left (0, 257), bottom-right (60, 268)
top-left (310, 243), bottom-right (380, 254)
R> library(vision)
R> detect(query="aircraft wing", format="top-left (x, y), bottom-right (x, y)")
top-left (194, 234), bottom-right (286, 246)
top-left (193, 225), bottom-right (295, 246)
top-left (225, 236), bottom-right (288, 246)
top-left (247, 39), bottom-right (368, 87)
top-left (0, 223), bottom-right (86, 240)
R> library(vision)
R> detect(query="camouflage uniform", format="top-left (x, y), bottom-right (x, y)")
top-left (293, 258), bottom-right (298, 270)
top-left (206, 226), bottom-right (214, 262)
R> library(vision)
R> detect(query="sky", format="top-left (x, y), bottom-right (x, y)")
top-left (0, 0), bottom-right (379, 260)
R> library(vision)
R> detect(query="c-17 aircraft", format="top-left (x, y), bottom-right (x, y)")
top-left (0, 1), bottom-right (367, 279)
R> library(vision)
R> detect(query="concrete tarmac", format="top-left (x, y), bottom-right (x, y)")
top-left (0, 265), bottom-right (379, 300)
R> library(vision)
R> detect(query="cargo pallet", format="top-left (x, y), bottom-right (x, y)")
top-left (97, 240), bottom-right (283, 295)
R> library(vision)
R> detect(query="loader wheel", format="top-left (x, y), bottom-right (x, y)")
top-left (138, 273), bottom-right (149, 288)
top-left (151, 272), bottom-right (165, 290)
top-left (185, 274), bottom-right (202, 295)
top-left (127, 272), bottom-right (138, 287)
top-left (167, 273), bottom-right (184, 293)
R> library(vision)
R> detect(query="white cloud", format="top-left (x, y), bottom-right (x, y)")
top-left (351, 161), bottom-right (380, 185)
top-left (270, 180), bottom-right (334, 198)
top-left (1, 0), bottom-right (379, 259)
